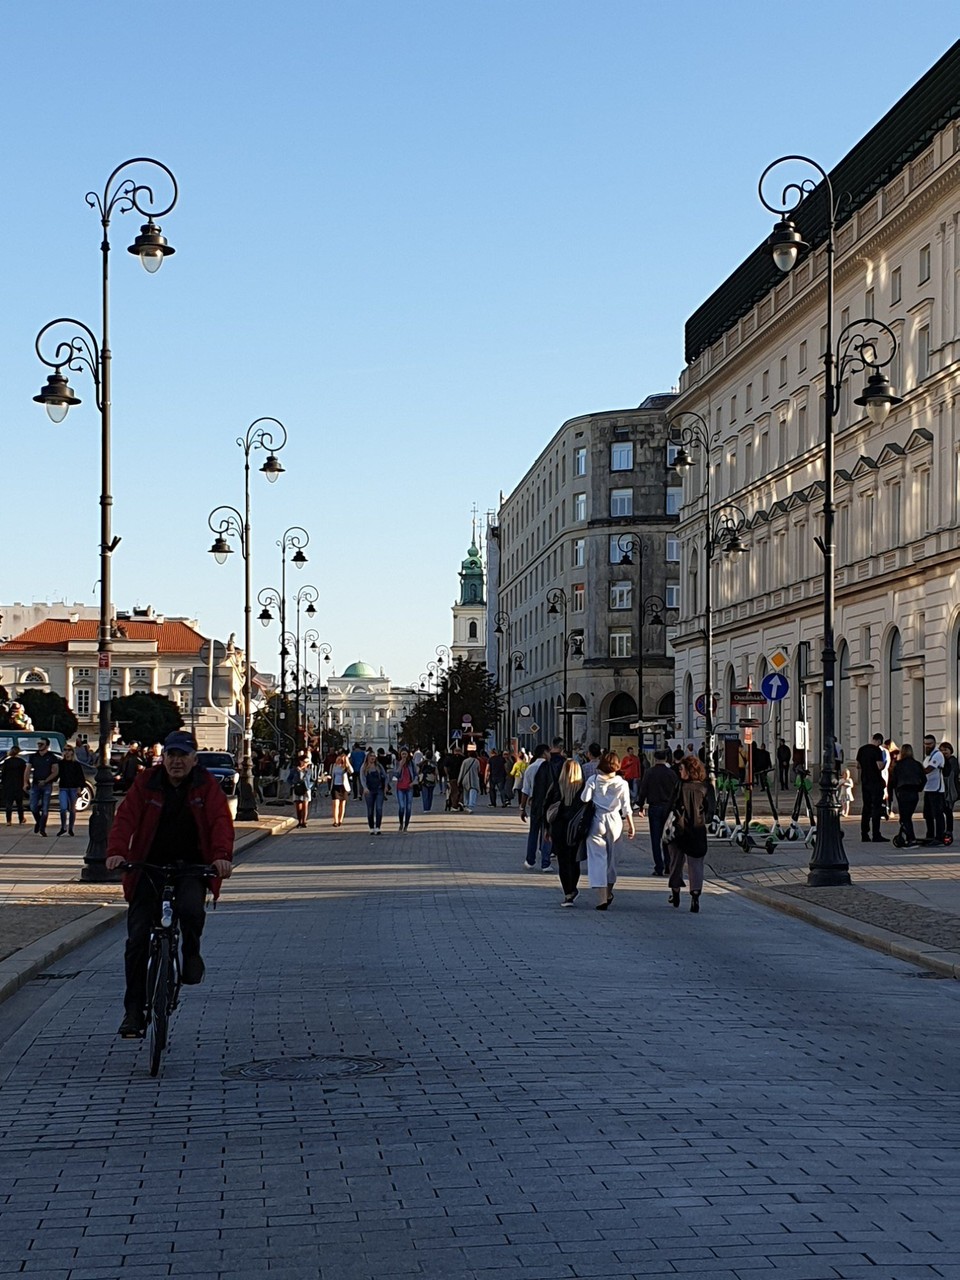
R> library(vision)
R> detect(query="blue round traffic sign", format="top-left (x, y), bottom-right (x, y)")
top-left (760, 672), bottom-right (789, 702)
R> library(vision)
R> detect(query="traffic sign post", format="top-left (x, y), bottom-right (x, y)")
top-left (730, 688), bottom-right (767, 707)
top-left (760, 672), bottom-right (789, 702)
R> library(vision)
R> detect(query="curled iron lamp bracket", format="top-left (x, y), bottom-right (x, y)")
top-left (35, 318), bottom-right (102, 413)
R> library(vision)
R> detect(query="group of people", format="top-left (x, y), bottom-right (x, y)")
top-left (517, 739), bottom-right (711, 913)
top-left (854, 732), bottom-right (959, 847)
top-left (0, 737), bottom-right (88, 835)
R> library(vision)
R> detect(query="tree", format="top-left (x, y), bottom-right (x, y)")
top-left (401, 658), bottom-right (501, 751)
top-left (14, 689), bottom-right (78, 738)
top-left (110, 692), bottom-right (182, 746)
top-left (252, 692), bottom-right (297, 753)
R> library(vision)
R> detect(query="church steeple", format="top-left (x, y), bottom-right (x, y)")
top-left (451, 510), bottom-right (487, 664)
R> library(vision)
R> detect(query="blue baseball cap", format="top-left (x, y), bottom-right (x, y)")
top-left (163, 730), bottom-right (198, 754)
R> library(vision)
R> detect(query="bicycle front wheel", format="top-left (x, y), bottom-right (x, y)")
top-left (149, 937), bottom-right (170, 1077)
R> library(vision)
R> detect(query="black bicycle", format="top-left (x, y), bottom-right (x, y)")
top-left (121, 862), bottom-right (217, 1076)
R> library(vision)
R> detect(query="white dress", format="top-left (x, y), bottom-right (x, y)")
top-left (581, 773), bottom-right (632, 888)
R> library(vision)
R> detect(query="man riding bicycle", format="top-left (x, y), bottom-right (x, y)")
top-left (106, 730), bottom-right (234, 1038)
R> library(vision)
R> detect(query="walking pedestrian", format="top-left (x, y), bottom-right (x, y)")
top-left (56, 744), bottom-right (86, 835)
top-left (458, 752), bottom-right (480, 812)
top-left (349, 744), bottom-right (365, 800)
top-left (581, 742), bottom-right (602, 783)
top-left (25, 737), bottom-right (58, 836)
top-left (581, 750), bottom-right (635, 910)
top-left (636, 749), bottom-right (678, 876)
top-left (921, 734), bottom-right (946, 844)
top-left (418, 753), bottom-right (438, 811)
top-left (330, 751), bottom-right (353, 827)
top-left (940, 741), bottom-right (959, 842)
top-left (360, 748), bottom-right (387, 834)
top-left (487, 748), bottom-right (507, 807)
top-left (549, 758), bottom-right (587, 906)
top-left (619, 746), bottom-right (642, 808)
top-left (855, 733), bottom-right (888, 841)
top-left (0, 745), bottom-right (27, 824)
top-left (665, 755), bottom-right (711, 913)
top-left (391, 748), bottom-right (418, 831)
top-left (776, 738), bottom-right (792, 788)
top-left (288, 750), bottom-right (313, 828)
top-left (889, 744), bottom-right (925, 847)
top-left (839, 768), bottom-right (855, 818)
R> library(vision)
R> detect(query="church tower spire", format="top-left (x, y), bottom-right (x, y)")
top-left (451, 513), bottom-right (487, 664)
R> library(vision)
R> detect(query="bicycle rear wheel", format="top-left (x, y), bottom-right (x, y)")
top-left (149, 937), bottom-right (170, 1077)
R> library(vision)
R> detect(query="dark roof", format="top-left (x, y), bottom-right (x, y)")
top-left (685, 40), bottom-right (960, 363)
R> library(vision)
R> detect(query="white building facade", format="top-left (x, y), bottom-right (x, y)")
top-left (671, 44), bottom-right (960, 762)
top-left (323, 661), bottom-right (418, 752)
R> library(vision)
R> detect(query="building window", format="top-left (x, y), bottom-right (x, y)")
top-left (798, 340), bottom-right (807, 372)
top-left (761, 370), bottom-right (769, 400)
top-left (666, 488), bottom-right (683, 516)
top-left (76, 688), bottom-right (91, 717)
top-left (132, 667), bottom-right (150, 680)
top-left (889, 481), bottom-right (901, 548)
top-left (468, 620), bottom-right (478, 640)
top-left (891, 266), bottom-right (902, 304)
top-left (75, 667), bottom-right (91, 679)
top-left (574, 446), bottom-right (587, 476)
top-left (745, 382), bottom-right (753, 412)
top-left (919, 243), bottom-right (931, 284)
top-left (609, 629), bottom-right (632, 658)
top-left (178, 689), bottom-right (191, 713)
top-left (665, 583), bottom-right (680, 610)
top-left (571, 583), bottom-right (585, 613)
top-left (610, 487), bottom-right (633, 517)
top-left (573, 538), bottom-right (585, 567)
top-left (610, 442), bottom-right (633, 471)
top-left (730, 394), bottom-right (737, 423)
top-left (609, 535), bottom-right (628, 564)
top-left (609, 581), bottom-right (632, 610)
top-left (779, 355), bottom-right (788, 386)
top-left (574, 492), bottom-right (586, 521)
top-left (666, 537), bottom-right (680, 562)
top-left (865, 287), bottom-right (874, 319)
top-left (666, 442), bottom-right (680, 466)
top-left (918, 324), bottom-right (931, 380)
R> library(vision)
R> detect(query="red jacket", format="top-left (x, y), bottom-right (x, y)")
top-left (107, 765), bottom-right (235, 902)
top-left (619, 753), bottom-right (641, 781)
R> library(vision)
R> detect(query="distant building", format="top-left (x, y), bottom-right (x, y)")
top-left (493, 395), bottom-right (678, 752)
top-left (0, 606), bottom-right (243, 750)
top-left (323, 661), bottom-right (418, 752)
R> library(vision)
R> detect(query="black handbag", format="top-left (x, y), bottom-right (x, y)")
top-left (566, 799), bottom-right (595, 851)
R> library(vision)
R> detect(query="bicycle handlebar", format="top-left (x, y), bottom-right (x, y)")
top-left (118, 861), bottom-right (219, 879)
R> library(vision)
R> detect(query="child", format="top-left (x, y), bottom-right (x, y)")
top-left (840, 767), bottom-right (855, 817)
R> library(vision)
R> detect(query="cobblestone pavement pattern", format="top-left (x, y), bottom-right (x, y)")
top-left (2, 805), bottom-right (960, 1280)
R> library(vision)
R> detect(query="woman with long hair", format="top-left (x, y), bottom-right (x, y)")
top-left (666, 755), bottom-right (711, 912)
top-left (288, 750), bottom-right (313, 828)
top-left (329, 751), bottom-right (353, 827)
top-left (550, 758), bottom-right (587, 906)
top-left (360, 748), bottom-right (388, 834)
top-left (390, 748), bottom-right (418, 832)
top-left (581, 750), bottom-right (635, 910)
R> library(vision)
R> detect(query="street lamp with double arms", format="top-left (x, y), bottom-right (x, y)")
top-left (207, 417), bottom-right (288, 822)
top-left (759, 154), bottom-right (902, 886)
top-left (33, 158), bottom-right (178, 881)
top-left (546, 588), bottom-right (584, 753)
top-left (616, 535), bottom-right (675, 741)
top-left (257, 526), bottom-right (309, 757)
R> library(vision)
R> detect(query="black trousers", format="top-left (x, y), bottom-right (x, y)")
top-left (860, 787), bottom-right (884, 838)
top-left (896, 789), bottom-right (919, 844)
top-left (923, 791), bottom-right (945, 842)
top-left (555, 843), bottom-right (581, 896)
top-left (123, 872), bottom-right (206, 1015)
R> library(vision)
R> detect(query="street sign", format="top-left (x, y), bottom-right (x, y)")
top-left (694, 693), bottom-right (718, 716)
top-left (769, 647), bottom-right (790, 671)
top-left (97, 652), bottom-right (111, 703)
top-left (529, 722), bottom-right (540, 734)
top-left (730, 688), bottom-right (767, 706)
top-left (462, 713), bottom-right (472, 725)
top-left (760, 672), bottom-right (789, 702)
top-left (451, 729), bottom-right (462, 741)
top-left (519, 704), bottom-right (531, 716)
top-left (199, 639), bottom-right (227, 667)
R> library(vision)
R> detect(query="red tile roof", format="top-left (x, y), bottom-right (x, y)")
top-left (0, 619), bottom-right (207, 655)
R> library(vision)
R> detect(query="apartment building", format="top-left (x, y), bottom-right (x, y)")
top-left (492, 395), bottom-right (678, 752)
top-left (671, 41), bottom-right (960, 758)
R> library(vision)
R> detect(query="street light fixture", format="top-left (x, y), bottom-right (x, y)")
top-left (759, 153), bottom-right (902, 886)
top-left (292, 584), bottom-right (319, 746)
top-left (493, 609), bottom-right (511, 746)
top-left (33, 158), bottom-right (178, 882)
top-left (546, 588), bottom-right (583, 753)
top-left (258, 527), bottom-right (310, 758)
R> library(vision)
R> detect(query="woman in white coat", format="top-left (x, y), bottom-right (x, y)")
top-left (581, 750), bottom-right (635, 910)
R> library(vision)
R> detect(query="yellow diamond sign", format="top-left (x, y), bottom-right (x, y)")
top-left (769, 648), bottom-right (790, 671)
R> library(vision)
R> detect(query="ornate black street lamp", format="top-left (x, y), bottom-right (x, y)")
top-left (305, 634), bottom-right (331, 741)
top-left (292, 585), bottom-right (318, 746)
top-left (207, 418), bottom-right (288, 822)
top-left (759, 154), bottom-right (902, 886)
top-left (257, 526), bottom-right (309, 759)
top-left (493, 609), bottom-right (511, 746)
top-left (435, 646), bottom-right (453, 748)
top-left (546, 589), bottom-right (584, 752)
top-left (33, 158), bottom-right (178, 881)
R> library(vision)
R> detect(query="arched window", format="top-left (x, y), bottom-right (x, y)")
top-left (468, 620), bottom-right (478, 641)
top-left (887, 628), bottom-right (903, 742)
top-left (688, 548), bottom-right (699, 616)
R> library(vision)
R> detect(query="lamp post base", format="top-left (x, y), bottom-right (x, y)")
top-left (236, 777), bottom-right (259, 822)
top-left (807, 792), bottom-right (851, 886)
top-left (81, 767), bottom-right (118, 883)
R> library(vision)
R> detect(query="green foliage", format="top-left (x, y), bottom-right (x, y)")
top-left (400, 657), bottom-right (501, 750)
top-left (252, 692), bottom-right (297, 751)
top-left (109, 692), bottom-right (183, 746)
top-left (14, 689), bottom-right (78, 738)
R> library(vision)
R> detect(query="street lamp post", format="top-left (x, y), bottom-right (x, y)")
top-left (507, 650), bottom-right (524, 748)
top-left (436, 646), bottom-right (452, 748)
top-left (207, 418), bottom-right (288, 823)
top-left (257, 527), bottom-right (308, 760)
top-left (33, 158), bottom-right (178, 881)
top-left (293, 586), bottom-right (318, 746)
top-left (305, 634), bottom-right (330, 742)
top-left (759, 154), bottom-right (902, 886)
top-left (493, 610), bottom-right (511, 746)
top-left (617, 534), bottom-right (674, 748)
top-left (546, 589), bottom-right (583, 753)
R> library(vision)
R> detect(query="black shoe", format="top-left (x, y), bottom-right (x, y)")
top-left (861, 834), bottom-right (872, 842)
top-left (873, 835), bottom-right (890, 842)
top-left (118, 1011), bottom-right (145, 1038)
top-left (181, 954), bottom-right (205, 985)
top-left (669, 890), bottom-right (680, 908)
top-left (690, 892), bottom-right (701, 914)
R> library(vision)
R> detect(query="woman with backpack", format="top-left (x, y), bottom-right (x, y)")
top-left (665, 755), bottom-right (711, 913)
top-left (581, 750), bottom-right (635, 910)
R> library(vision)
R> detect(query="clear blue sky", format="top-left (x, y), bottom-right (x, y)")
top-left (0, 2), bottom-right (951, 686)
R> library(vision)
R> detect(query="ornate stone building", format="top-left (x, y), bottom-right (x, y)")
top-left (322, 660), bottom-right (418, 752)
top-left (451, 528), bottom-right (487, 665)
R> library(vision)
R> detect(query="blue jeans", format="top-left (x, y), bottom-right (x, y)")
top-left (647, 803), bottom-right (670, 873)
top-left (397, 788), bottom-right (413, 827)
top-left (465, 787), bottom-right (478, 810)
top-left (525, 813), bottom-right (549, 868)
top-left (59, 788), bottom-right (79, 832)
top-left (421, 785), bottom-right (435, 812)
top-left (364, 789), bottom-right (384, 830)
top-left (30, 784), bottom-right (52, 831)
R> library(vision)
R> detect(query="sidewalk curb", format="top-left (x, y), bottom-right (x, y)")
top-left (0, 817), bottom-right (297, 1008)
top-left (717, 875), bottom-right (960, 979)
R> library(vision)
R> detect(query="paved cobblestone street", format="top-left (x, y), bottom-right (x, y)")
top-left (2, 805), bottom-right (960, 1279)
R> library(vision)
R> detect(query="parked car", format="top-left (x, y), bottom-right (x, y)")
top-left (197, 751), bottom-right (240, 797)
top-left (0, 731), bottom-right (97, 812)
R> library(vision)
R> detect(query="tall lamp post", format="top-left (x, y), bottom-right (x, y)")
top-left (617, 534), bottom-right (675, 747)
top-left (759, 154), bottom-right (902, 886)
top-left (436, 646), bottom-right (452, 749)
top-left (546, 589), bottom-right (584, 753)
top-left (506, 650), bottom-right (524, 748)
top-left (292, 585), bottom-right (318, 746)
top-left (306, 634), bottom-right (331, 741)
top-left (493, 609), bottom-right (511, 746)
top-left (207, 418), bottom-right (287, 823)
top-left (33, 158), bottom-right (178, 881)
top-left (257, 527), bottom-right (308, 757)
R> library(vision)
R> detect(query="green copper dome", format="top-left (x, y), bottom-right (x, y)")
top-left (459, 539), bottom-right (485, 606)
top-left (341, 660), bottom-right (378, 678)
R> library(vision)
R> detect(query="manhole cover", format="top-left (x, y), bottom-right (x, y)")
top-left (34, 972), bottom-right (80, 981)
top-left (223, 1054), bottom-right (404, 1082)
